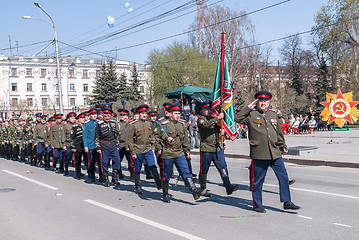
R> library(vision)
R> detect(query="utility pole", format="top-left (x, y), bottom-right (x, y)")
top-left (278, 60), bottom-right (282, 111)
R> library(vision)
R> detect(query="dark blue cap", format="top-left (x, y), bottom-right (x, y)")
top-left (255, 90), bottom-right (272, 100)
top-left (102, 103), bottom-right (112, 109)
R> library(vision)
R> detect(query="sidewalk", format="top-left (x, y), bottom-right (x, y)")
top-left (191, 129), bottom-right (359, 168)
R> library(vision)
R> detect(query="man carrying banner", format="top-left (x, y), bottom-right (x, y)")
top-left (197, 101), bottom-right (239, 197)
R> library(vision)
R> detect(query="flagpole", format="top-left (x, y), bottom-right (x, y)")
top-left (220, 30), bottom-right (226, 144)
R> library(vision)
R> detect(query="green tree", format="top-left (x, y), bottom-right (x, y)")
top-left (90, 61), bottom-right (120, 107)
top-left (146, 42), bottom-right (216, 102)
top-left (314, 58), bottom-right (332, 114)
top-left (233, 87), bottom-right (245, 113)
top-left (118, 71), bottom-right (132, 105)
top-left (129, 63), bottom-right (143, 102)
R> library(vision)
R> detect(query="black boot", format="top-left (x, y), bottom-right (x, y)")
top-left (134, 173), bottom-right (142, 194)
top-left (103, 171), bottom-right (110, 187)
top-left (118, 169), bottom-right (125, 179)
top-left (199, 174), bottom-right (211, 197)
top-left (76, 166), bottom-right (84, 179)
top-left (185, 178), bottom-right (202, 200)
top-left (187, 158), bottom-right (197, 179)
top-left (64, 165), bottom-right (69, 176)
top-left (219, 168), bottom-right (239, 195)
top-left (111, 169), bottom-right (120, 186)
top-left (149, 165), bottom-right (162, 190)
top-left (145, 164), bottom-right (153, 179)
top-left (162, 181), bottom-right (170, 203)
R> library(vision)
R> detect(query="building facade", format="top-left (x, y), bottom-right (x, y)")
top-left (0, 55), bottom-right (149, 119)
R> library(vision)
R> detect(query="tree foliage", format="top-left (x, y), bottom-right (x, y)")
top-left (129, 63), bottom-right (143, 102)
top-left (90, 61), bottom-right (120, 107)
top-left (146, 42), bottom-right (216, 102)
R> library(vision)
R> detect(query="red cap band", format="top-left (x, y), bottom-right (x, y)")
top-left (258, 94), bottom-right (269, 99)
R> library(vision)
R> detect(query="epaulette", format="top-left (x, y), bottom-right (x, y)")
top-left (62, 122), bottom-right (67, 125)
top-left (198, 116), bottom-right (204, 119)
top-left (98, 120), bottom-right (104, 124)
top-left (268, 109), bottom-right (276, 112)
top-left (130, 120), bottom-right (138, 124)
top-left (72, 124), bottom-right (78, 127)
top-left (157, 117), bottom-right (164, 121)
top-left (178, 119), bottom-right (186, 124)
top-left (162, 120), bottom-right (170, 124)
top-left (84, 120), bottom-right (90, 123)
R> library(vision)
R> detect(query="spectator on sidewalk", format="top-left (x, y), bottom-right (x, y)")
top-left (299, 115), bottom-right (310, 133)
top-left (309, 116), bottom-right (317, 131)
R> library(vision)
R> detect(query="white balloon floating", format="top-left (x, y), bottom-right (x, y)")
top-left (107, 16), bottom-right (115, 28)
top-left (124, 2), bottom-right (130, 8)
top-left (127, 8), bottom-right (133, 13)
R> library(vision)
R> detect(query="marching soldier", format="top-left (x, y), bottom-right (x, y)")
top-left (197, 101), bottom-right (238, 197)
top-left (71, 112), bottom-right (87, 179)
top-left (127, 105), bottom-right (162, 194)
top-left (45, 116), bottom-right (56, 168)
top-left (63, 112), bottom-right (76, 176)
top-left (12, 118), bottom-right (23, 161)
top-left (149, 111), bottom-right (164, 179)
top-left (235, 90), bottom-right (300, 213)
top-left (34, 115), bottom-right (48, 167)
top-left (158, 103), bottom-right (203, 203)
top-left (22, 117), bottom-right (34, 164)
top-left (0, 121), bottom-right (5, 157)
top-left (8, 119), bottom-right (15, 160)
top-left (94, 107), bottom-right (122, 187)
top-left (83, 108), bottom-right (103, 183)
top-left (3, 120), bottom-right (11, 159)
top-left (49, 114), bottom-right (66, 172)
top-left (117, 108), bottom-right (131, 178)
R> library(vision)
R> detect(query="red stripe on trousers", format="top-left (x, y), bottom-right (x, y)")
top-left (99, 151), bottom-right (103, 172)
top-left (199, 151), bottom-right (203, 175)
top-left (251, 159), bottom-right (255, 208)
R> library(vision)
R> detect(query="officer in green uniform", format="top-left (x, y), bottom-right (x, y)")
top-left (34, 115), bottom-right (48, 167)
top-left (22, 117), bottom-right (34, 164)
top-left (63, 112), bottom-right (76, 176)
top-left (12, 118), bottom-right (23, 161)
top-left (159, 103), bottom-right (203, 203)
top-left (3, 121), bottom-right (10, 159)
top-left (8, 119), bottom-right (15, 160)
top-left (235, 90), bottom-right (300, 213)
top-left (197, 101), bottom-right (238, 197)
top-left (127, 104), bottom-right (162, 194)
top-left (49, 114), bottom-right (66, 172)
top-left (0, 121), bottom-right (4, 157)
top-left (117, 108), bottom-right (131, 178)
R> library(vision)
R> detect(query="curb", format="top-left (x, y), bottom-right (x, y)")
top-left (190, 151), bottom-right (359, 169)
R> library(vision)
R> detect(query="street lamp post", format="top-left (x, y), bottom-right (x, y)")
top-left (23, 2), bottom-right (64, 114)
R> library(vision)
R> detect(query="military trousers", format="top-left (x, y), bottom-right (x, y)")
top-left (13, 144), bottom-right (20, 159)
top-left (88, 149), bottom-right (101, 179)
top-left (36, 142), bottom-right (46, 160)
top-left (162, 155), bottom-right (192, 181)
top-left (199, 149), bottom-right (227, 174)
top-left (74, 150), bottom-right (87, 171)
top-left (63, 146), bottom-right (73, 166)
top-left (133, 150), bottom-right (156, 174)
top-left (100, 148), bottom-right (121, 172)
top-left (251, 157), bottom-right (291, 208)
top-left (53, 148), bottom-right (64, 169)
top-left (119, 147), bottom-right (131, 168)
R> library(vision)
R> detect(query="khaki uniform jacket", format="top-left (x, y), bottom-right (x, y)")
top-left (159, 119), bottom-right (190, 159)
top-left (197, 115), bottom-right (223, 152)
top-left (127, 119), bottom-right (155, 156)
top-left (64, 122), bottom-right (74, 147)
top-left (49, 123), bottom-right (65, 149)
top-left (118, 120), bottom-right (128, 149)
top-left (235, 106), bottom-right (287, 160)
top-left (34, 123), bottom-right (47, 143)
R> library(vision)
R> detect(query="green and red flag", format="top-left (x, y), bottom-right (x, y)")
top-left (212, 43), bottom-right (237, 141)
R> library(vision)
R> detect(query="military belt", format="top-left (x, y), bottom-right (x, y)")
top-left (100, 139), bottom-right (115, 144)
top-left (203, 139), bottom-right (219, 145)
top-left (166, 145), bottom-right (182, 150)
top-left (136, 141), bottom-right (151, 145)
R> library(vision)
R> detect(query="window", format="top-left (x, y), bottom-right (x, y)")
top-left (27, 83), bottom-right (32, 92)
top-left (83, 98), bottom-right (88, 105)
top-left (70, 98), bottom-right (75, 106)
top-left (55, 84), bottom-right (59, 91)
top-left (140, 85), bottom-right (144, 93)
top-left (69, 83), bottom-right (75, 91)
top-left (69, 69), bottom-right (74, 78)
top-left (41, 68), bottom-right (46, 78)
top-left (11, 83), bottom-right (17, 91)
top-left (56, 98), bottom-right (59, 106)
top-left (83, 84), bottom-right (89, 92)
top-left (11, 68), bottom-right (17, 77)
top-left (27, 98), bottom-right (33, 106)
top-left (140, 73), bottom-right (145, 80)
top-left (96, 70), bottom-right (101, 78)
top-left (42, 98), bottom-right (48, 107)
top-left (41, 83), bottom-right (47, 91)
top-left (26, 68), bottom-right (32, 77)
top-left (11, 98), bottom-right (18, 106)
top-left (83, 70), bottom-right (88, 78)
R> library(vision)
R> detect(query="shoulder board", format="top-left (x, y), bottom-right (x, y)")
top-left (84, 120), bottom-right (90, 123)
top-left (157, 117), bottom-right (164, 121)
top-left (98, 120), bottom-right (104, 124)
top-left (130, 120), bottom-right (138, 124)
top-left (62, 122), bottom-right (67, 125)
top-left (72, 124), bottom-right (79, 127)
top-left (198, 116), bottom-right (204, 119)
top-left (162, 120), bottom-right (170, 124)
top-left (268, 109), bottom-right (277, 113)
top-left (178, 119), bottom-right (186, 124)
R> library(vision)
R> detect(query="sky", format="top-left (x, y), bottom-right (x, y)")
top-left (0, 0), bottom-right (328, 64)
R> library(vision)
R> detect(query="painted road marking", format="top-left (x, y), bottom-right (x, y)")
top-left (242, 181), bottom-right (359, 200)
top-left (3, 170), bottom-right (58, 190)
top-left (84, 199), bottom-right (204, 240)
top-left (298, 215), bottom-right (313, 220)
top-left (333, 223), bottom-right (353, 228)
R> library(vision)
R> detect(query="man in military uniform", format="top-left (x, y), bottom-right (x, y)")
top-left (158, 103), bottom-right (203, 203)
top-left (117, 108), bottom-right (131, 178)
top-left (63, 112), bottom-right (76, 176)
top-left (95, 107), bottom-right (121, 187)
top-left (7, 119), bottom-right (16, 160)
top-left (235, 90), bottom-right (300, 213)
top-left (127, 105), bottom-right (162, 194)
top-left (22, 117), bottom-right (34, 164)
top-left (12, 118), bottom-right (23, 161)
top-left (49, 114), bottom-right (66, 172)
top-left (34, 115), bottom-right (48, 167)
top-left (84, 111), bottom-right (90, 122)
top-left (71, 112), bottom-right (87, 179)
top-left (197, 101), bottom-right (238, 197)
top-left (83, 108), bottom-right (103, 183)
top-left (0, 121), bottom-right (5, 157)
top-left (3, 120), bottom-right (10, 159)
top-left (149, 110), bottom-right (165, 179)
top-left (45, 116), bottom-right (56, 168)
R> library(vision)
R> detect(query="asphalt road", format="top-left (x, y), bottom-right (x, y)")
top-left (0, 156), bottom-right (358, 240)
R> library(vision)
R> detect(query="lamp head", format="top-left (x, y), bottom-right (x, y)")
top-left (34, 2), bottom-right (41, 8)
top-left (22, 16), bottom-right (31, 19)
